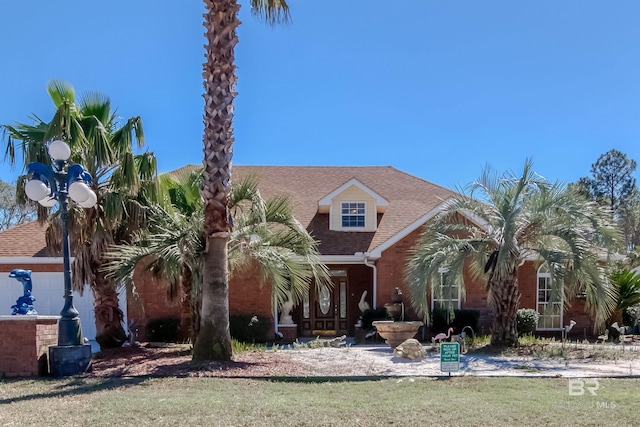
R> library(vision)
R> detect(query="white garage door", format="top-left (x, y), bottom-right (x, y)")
top-left (0, 271), bottom-right (127, 342)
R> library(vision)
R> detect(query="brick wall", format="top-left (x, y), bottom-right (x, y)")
top-left (0, 316), bottom-right (58, 377)
top-left (229, 267), bottom-right (273, 319)
top-left (127, 260), bottom-right (182, 341)
top-left (130, 260), bottom-right (276, 341)
top-left (229, 267), bottom-right (275, 337)
top-left (375, 227), bottom-right (422, 320)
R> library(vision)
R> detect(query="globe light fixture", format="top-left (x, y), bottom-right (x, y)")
top-left (78, 190), bottom-right (97, 208)
top-left (68, 181), bottom-right (92, 203)
top-left (24, 179), bottom-right (50, 201)
top-left (23, 139), bottom-right (95, 376)
top-left (48, 139), bottom-right (71, 161)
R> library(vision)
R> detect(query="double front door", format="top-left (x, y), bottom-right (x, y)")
top-left (301, 270), bottom-right (349, 336)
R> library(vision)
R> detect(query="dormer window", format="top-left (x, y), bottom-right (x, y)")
top-left (341, 202), bottom-right (365, 227)
top-left (319, 179), bottom-right (387, 232)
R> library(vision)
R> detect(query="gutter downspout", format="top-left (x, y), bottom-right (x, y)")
top-left (274, 292), bottom-right (283, 339)
top-left (362, 252), bottom-right (377, 309)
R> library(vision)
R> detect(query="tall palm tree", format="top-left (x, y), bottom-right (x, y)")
top-left (406, 160), bottom-right (622, 346)
top-left (197, 0), bottom-right (291, 360)
top-left (1, 80), bottom-right (158, 349)
top-left (105, 172), bottom-right (330, 343)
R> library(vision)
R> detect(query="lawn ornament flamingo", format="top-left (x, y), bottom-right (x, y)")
top-left (433, 327), bottom-right (454, 344)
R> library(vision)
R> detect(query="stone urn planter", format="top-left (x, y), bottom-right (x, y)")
top-left (372, 320), bottom-right (424, 349)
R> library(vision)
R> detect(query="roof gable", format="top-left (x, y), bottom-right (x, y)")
top-left (318, 178), bottom-right (389, 214)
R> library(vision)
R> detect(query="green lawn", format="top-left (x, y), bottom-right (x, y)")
top-left (0, 376), bottom-right (637, 426)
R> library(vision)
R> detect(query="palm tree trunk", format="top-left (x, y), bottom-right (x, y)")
top-left (488, 273), bottom-right (521, 346)
top-left (92, 274), bottom-right (127, 349)
top-left (179, 267), bottom-right (193, 342)
top-left (193, 237), bottom-right (232, 360)
top-left (191, 289), bottom-right (201, 345)
top-left (192, 0), bottom-right (239, 361)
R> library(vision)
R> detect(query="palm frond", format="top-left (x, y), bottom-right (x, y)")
top-left (250, 0), bottom-right (290, 25)
top-left (47, 79), bottom-right (75, 107)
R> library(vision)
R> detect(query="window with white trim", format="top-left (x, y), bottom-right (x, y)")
top-left (341, 202), bottom-right (365, 227)
top-left (536, 264), bottom-right (563, 330)
top-left (431, 269), bottom-right (461, 311)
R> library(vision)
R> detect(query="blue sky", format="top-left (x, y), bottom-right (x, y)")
top-left (1, 1), bottom-right (639, 190)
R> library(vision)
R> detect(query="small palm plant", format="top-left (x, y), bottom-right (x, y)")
top-left (406, 160), bottom-right (622, 346)
top-left (105, 171), bottom-right (330, 343)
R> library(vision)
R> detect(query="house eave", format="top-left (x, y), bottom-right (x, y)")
top-left (0, 257), bottom-right (67, 265)
top-left (319, 255), bottom-right (378, 264)
top-left (367, 198), bottom-right (459, 258)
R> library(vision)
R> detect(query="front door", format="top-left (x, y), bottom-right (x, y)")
top-left (304, 270), bottom-right (349, 336)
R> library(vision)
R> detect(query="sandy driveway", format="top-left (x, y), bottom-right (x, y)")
top-left (283, 344), bottom-right (640, 377)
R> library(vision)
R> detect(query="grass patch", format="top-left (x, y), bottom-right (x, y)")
top-left (231, 339), bottom-right (267, 354)
top-left (0, 377), bottom-right (637, 426)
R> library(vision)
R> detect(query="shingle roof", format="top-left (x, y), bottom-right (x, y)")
top-left (0, 221), bottom-right (52, 257)
top-left (0, 166), bottom-right (458, 259)
top-left (172, 165), bottom-right (457, 256)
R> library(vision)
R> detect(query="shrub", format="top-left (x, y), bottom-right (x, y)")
top-left (516, 308), bottom-right (539, 336)
top-left (146, 317), bottom-right (181, 342)
top-left (229, 315), bottom-right (271, 343)
top-left (431, 309), bottom-right (480, 334)
top-left (624, 304), bottom-right (640, 334)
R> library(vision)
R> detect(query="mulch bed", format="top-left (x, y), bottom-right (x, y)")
top-left (87, 344), bottom-right (311, 378)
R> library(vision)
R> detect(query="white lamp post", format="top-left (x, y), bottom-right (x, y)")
top-left (24, 140), bottom-right (96, 376)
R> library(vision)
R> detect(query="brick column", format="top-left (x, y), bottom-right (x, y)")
top-left (0, 316), bottom-right (59, 377)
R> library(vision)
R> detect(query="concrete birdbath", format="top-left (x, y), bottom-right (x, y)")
top-left (372, 320), bottom-right (424, 349)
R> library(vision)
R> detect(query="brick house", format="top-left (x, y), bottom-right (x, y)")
top-left (0, 166), bottom-right (601, 344)
top-left (134, 165), bottom-right (600, 341)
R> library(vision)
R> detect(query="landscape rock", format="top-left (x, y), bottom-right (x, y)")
top-left (393, 338), bottom-right (426, 360)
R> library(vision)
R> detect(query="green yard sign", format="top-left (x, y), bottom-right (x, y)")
top-left (440, 342), bottom-right (460, 373)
